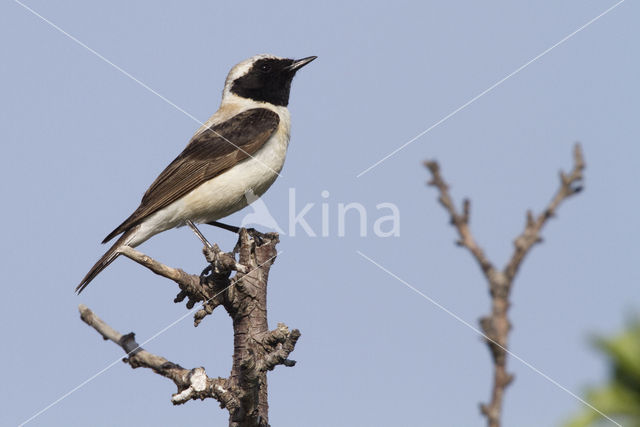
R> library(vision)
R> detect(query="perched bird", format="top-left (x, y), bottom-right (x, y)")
top-left (76, 54), bottom-right (316, 293)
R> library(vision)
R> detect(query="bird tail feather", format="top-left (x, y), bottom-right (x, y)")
top-left (76, 228), bottom-right (136, 294)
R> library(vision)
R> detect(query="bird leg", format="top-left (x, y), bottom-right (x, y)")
top-left (186, 220), bottom-right (217, 280)
top-left (207, 221), bottom-right (241, 234)
top-left (187, 220), bottom-right (251, 282)
top-left (207, 221), bottom-right (268, 245)
top-left (187, 220), bottom-right (214, 250)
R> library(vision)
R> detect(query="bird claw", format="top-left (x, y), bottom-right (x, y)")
top-left (246, 228), bottom-right (267, 245)
top-left (200, 265), bottom-right (213, 284)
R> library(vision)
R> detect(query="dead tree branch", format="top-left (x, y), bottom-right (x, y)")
top-left (80, 229), bottom-right (300, 427)
top-left (79, 304), bottom-right (237, 407)
top-left (425, 143), bottom-right (585, 427)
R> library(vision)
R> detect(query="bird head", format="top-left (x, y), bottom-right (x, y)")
top-left (223, 54), bottom-right (317, 107)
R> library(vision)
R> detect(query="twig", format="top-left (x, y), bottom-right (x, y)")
top-left (118, 245), bottom-right (199, 289)
top-left (118, 242), bottom-right (246, 326)
top-left (425, 143), bottom-right (585, 427)
top-left (78, 304), bottom-right (237, 407)
top-left (504, 144), bottom-right (585, 282)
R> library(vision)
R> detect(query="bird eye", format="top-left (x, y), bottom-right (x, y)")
top-left (259, 63), bottom-right (272, 73)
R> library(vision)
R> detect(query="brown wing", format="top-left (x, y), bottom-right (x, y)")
top-left (102, 108), bottom-right (280, 243)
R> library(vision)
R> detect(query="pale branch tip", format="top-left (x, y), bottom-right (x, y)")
top-left (424, 143), bottom-right (585, 427)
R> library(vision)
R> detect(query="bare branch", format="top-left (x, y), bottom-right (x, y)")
top-left (424, 160), bottom-right (495, 277)
top-left (425, 143), bottom-right (585, 427)
top-left (78, 304), bottom-right (238, 407)
top-left (80, 229), bottom-right (298, 427)
top-left (258, 323), bottom-right (301, 372)
top-left (117, 245), bottom-right (235, 326)
top-left (118, 246), bottom-right (199, 288)
top-left (504, 143), bottom-right (585, 282)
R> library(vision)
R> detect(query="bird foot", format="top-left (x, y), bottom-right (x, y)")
top-left (199, 265), bottom-right (213, 284)
top-left (245, 228), bottom-right (267, 245)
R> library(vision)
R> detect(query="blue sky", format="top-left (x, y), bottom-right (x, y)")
top-left (1, 1), bottom-right (638, 426)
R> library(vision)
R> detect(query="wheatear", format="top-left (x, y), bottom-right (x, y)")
top-left (77, 54), bottom-right (316, 293)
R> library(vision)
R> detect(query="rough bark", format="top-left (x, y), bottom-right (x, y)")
top-left (79, 229), bottom-right (299, 427)
top-left (425, 144), bottom-right (585, 427)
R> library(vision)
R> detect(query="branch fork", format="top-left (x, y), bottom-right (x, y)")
top-left (425, 144), bottom-right (585, 427)
top-left (81, 228), bottom-right (298, 427)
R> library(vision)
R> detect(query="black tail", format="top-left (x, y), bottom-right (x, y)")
top-left (76, 229), bottom-right (134, 294)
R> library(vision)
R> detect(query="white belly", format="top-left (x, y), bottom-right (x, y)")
top-left (129, 125), bottom-right (289, 247)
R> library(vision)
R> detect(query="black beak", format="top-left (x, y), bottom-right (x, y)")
top-left (288, 56), bottom-right (317, 72)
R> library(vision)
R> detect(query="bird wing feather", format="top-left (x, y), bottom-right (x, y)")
top-left (102, 108), bottom-right (280, 243)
